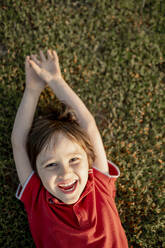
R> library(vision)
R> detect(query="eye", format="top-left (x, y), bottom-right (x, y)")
top-left (46, 163), bottom-right (58, 168)
top-left (70, 157), bottom-right (80, 163)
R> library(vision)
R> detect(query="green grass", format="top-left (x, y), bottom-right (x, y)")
top-left (0, 0), bottom-right (165, 247)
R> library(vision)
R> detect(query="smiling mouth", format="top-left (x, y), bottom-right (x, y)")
top-left (58, 180), bottom-right (78, 194)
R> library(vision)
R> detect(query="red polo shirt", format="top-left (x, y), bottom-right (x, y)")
top-left (16, 161), bottom-right (128, 248)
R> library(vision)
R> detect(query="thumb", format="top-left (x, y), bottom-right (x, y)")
top-left (29, 59), bottom-right (52, 83)
top-left (29, 59), bottom-right (41, 75)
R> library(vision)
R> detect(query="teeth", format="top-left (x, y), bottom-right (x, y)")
top-left (59, 179), bottom-right (76, 187)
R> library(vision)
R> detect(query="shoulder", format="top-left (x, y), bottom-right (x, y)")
top-left (93, 160), bottom-right (120, 179)
top-left (92, 160), bottom-right (120, 198)
top-left (16, 172), bottom-right (43, 211)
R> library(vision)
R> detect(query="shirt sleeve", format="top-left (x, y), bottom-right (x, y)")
top-left (93, 160), bottom-right (120, 199)
top-left (16, 171), bottom-right (42, 214)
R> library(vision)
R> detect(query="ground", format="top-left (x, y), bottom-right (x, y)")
top-left (0, 0), bottom-right (164, 247)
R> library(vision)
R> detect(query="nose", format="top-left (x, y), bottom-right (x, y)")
top-left (58, 163), bottom-right (72, 178)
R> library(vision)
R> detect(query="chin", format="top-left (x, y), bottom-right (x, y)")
top-left (62, 195), bottom-right (80, 205)
top-left (64, 198), bottom-right (78, 205)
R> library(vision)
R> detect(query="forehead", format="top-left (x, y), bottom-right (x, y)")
top-left (39, 131), bottom-right (85, 158)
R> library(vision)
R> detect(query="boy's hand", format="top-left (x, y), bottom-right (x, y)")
top-left (25, 55), bottom-right (46, 92)
top-left (29, 50), bottom-right (62, 84)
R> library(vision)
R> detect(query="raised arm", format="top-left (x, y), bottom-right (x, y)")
top-left (11, 56), bottom-right (45, 186)
top-left (29, 50), bottom-right (109, 173)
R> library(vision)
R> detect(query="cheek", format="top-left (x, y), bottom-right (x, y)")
top-left (40, 170), bottom-right (56, 187)
top-left (76, 161), bottom-right (89, 177)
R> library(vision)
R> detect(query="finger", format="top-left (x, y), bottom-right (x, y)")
top-left (29, 59), bottom-right (52, 82)
top-left (40, 50), bottom-right (46, 62)
top-left (25, 56), bottom-right (30, 69)
top-left (31, 54), bottom-right (41, 66)
top-left (47, 49), bottom-right (53, 60)
top-left (52, 50), bottom-right (58, 61)
top-left (29, 59), bottom-right (41, 76)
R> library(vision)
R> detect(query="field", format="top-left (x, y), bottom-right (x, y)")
top-left (0, 0), bottom-right (165, 247)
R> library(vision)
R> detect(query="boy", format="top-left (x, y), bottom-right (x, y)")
top-left (11, 49), bottom-right (128, 247)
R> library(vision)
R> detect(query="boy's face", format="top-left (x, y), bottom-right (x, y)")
top-left (36, 132), bottom-right (89, 205)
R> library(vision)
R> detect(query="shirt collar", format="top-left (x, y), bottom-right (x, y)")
top-left (46, 169), bottom-right (94, 206)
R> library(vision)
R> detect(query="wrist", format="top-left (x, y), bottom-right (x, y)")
top-left (48, 76), bottom-right (65, 86)
top-left (24, 87), bottom-right (42, 97)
